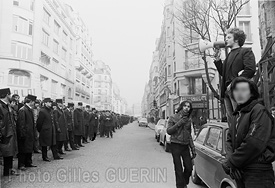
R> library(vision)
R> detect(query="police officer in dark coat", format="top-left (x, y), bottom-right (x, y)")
top-left (54, 99), bottom-right (68, 155)
top-left (0, 88), bottom-right (18, 176)
top-left (83, 105), bottom-right (90, 143)
top-left (37, 98), bottom-right (62, 161)
top-left (74, 102), bottom-right (84, 147)
top-left (16, 94), bottom-right (37, 170)
top-left (89, 108), bottom-right (98, 141)
top-left (104, 111), bottom-right (113, 138)
top-left (64, 103), bottom-right (78, 150)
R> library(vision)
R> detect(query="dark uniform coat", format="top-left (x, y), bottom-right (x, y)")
top-left (64, 108), bottom-right (73, 132)
top-left (89, 113), bottom-right (98, 135)
top-left (0, 100), bottom-right (18, 157)
top-left (53, 107), bottom-right (68, 141)
top-left (73, 108), bottom-right (84, 136)
top-left (37, 107), bottom-right (56, 146)
top-left (16, 104), bottom-right (35, 153)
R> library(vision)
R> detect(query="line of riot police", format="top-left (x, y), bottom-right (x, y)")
top-left (0, 88), bottom-right (133, 177)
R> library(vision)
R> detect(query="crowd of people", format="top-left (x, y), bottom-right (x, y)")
top-left (0, 88), bottom-right (133, 177)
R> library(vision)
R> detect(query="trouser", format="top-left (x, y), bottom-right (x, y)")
top-left (105, 126), bottom-right (113, 138)
top-left (84, 126), bottom-right (89, 141)
top-left (3, 156), bottom-right (13, 176)
top-left (236, 168), bottom-right (275, 188)
top-left (41, 145), bottom-right (59, 159)
top-left (65, 131), bottom-right (75, 149)
top-left (74, 135), bottom-right (82, 146)
top-left (100, 124), bottom-right (105, 137)
top-left (170, 143), bottom-right (193, 188)
top-left (34, 129), bottom-right (40, 152)
top-left (57, 141), bottom-right (64, 153)
top-left (18, 152), bottom-right (32, 168)
top-left (224, 88), bottom-right (237, 127)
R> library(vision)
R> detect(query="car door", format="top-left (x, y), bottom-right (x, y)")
top-left (194, 126), bottom-right (209, 182)
top-left (199, 126), bottom-right (223, 188)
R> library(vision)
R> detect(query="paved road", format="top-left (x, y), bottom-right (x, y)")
top-left (1, 121), bottom-right (206, 188)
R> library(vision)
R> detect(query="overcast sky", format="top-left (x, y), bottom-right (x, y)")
top-left (64, 0), bottom-right (164, 106)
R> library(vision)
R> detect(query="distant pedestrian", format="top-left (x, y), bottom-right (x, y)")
top-left (73, 102), bottom-right (84, 147)
top-left (167, 100), bottom-right (196, 188)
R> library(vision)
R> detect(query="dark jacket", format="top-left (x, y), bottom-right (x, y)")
top-left (167, 113), bottom-right (195, 152)
top-left (73, 108), bottom-right (84, 136)
top-left (214, 47), bottom-right (256, 98)
top-left (103, 113), bottom-right (113, 127)
top-left (17, 104), bottom-right (35, 153)
top-left (64, 108), bottom-right (73, 132)
top-left (89, 113), bottom-right (98, 135)
top-left (0, 100), bottom-right (18, 157)
top-left (83, 111), bottom-right (90, 127)
top-left (226, 100), bottom-right (275, 170)
top-left (53, 107), bottom-right (68, 142)
top-left (37, 107), bottom-right (56, 146)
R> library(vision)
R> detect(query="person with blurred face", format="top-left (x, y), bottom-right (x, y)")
top-left (167, 101), bottom-right (196, 188)
top-left (0, 88), bottom-right (18, 176)
top-left (17, 95), bottom-right (37, 171)
top-left (83, 105), bottom-right (91, 143)
top-left (33, 100), bottom-right (41, 153)
top-left (222, 77), bottom-right (275, 187)
top-left (64, 103), bottom-right (78, 150)
top-left (213, 28), bottom-right (256, 125)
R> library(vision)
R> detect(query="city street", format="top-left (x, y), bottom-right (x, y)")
top-left (1, 122), bottom-right (206, 188)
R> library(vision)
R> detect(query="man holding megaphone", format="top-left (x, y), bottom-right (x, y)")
top-left (212, 28), bottom-right (256, 124)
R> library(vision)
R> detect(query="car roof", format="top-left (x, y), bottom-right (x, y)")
top-left (203, 121), bottom-right (229, 129)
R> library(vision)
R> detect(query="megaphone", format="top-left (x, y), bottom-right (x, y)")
top-left (198, 39), bottom-right (227, 53)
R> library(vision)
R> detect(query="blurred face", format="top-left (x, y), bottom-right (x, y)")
top-left (226, 33), bottom-right (238, 48)
top-left (7, 94), bottom-right (12, 103)
top-left (45, 102), bottom-right (52, 108)
top-left (57, 103), bottom-right (63, 108)
top-left (232, 82), bottom-right (252, 104)
top-left (29, 101), bottom-right (35, 108)
top-left (182, 102), bottom-right (191, 113)
top-left (35, 103), bottom-right (40, 108)
top-left (10, 101), bottom-right (16, 107)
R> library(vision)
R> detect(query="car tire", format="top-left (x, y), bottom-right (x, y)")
top-left (191, 165), bottom-right (202, 185)
top-left (157, 136), bottom-right (160, 142)
top-left (164, 139), bottom-right (170, 152)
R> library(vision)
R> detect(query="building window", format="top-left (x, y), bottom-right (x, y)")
top-left (239, 21), bottom-right (251, 41)
top-left (188, 77), bottom-right (207, 95)
top-left (61, 47), bottom-right (67, 60)
top-left (13, 0), bottom-right (19, 6)
top-left (42, 30), bottom-right (49, 46)
top-left (174, 62), bottom-right (176, 72)
top-left (62, 31), bottom-right (67, 43)
top-left (68, 88), bottom-right (72, 98)
top-left (168, 65), bottom-right (171, 76)
top-left (168, 45), bottom-right (171, 56)
top-left (11, 42), bottom-right (32, 60)
top-left (8, 69), bottom-right (31, 87)
top-left (13, 15), bottom-right (32, 35)
top-left (53, 40), bottom-right (59, 54)
top-left (52, 58), bottom-right (59, 72)
top-left (54, 20), bottom-right (60, 35)
top-left (70, 38), bottom-right (73, 49)
top-left (40, 51), bottom-right (50, 65)
top-left (43, 8), bottom-right (50, 25)
top-left (30, 0), bottom-right (34, 11)
top-left (51, 80), bottom-right (58, 94)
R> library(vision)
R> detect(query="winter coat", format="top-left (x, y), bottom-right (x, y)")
top-left (0, 100), bottom-right (18, 157)
top-left (226, 99), bottom-right (275, 169)
top-left (73, 108), bottom-right (84, 136)
top-left (37, 107), bottom-right (56, 146)
top-left (16, 104), bottom-right (35, 153)
top-left (53, 107), bottom-right (68, 142)
top-left (214, 47), bottom-right (256, 98)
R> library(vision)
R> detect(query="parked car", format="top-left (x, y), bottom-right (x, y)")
top-left (159, 120), bottom-right (171, 152)
top-left (138, 118), bottom-right (148, 127)
top-left (192, 122), bottom-right (237, 188)
top-left (155, 119), bottom-right (166, 142)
